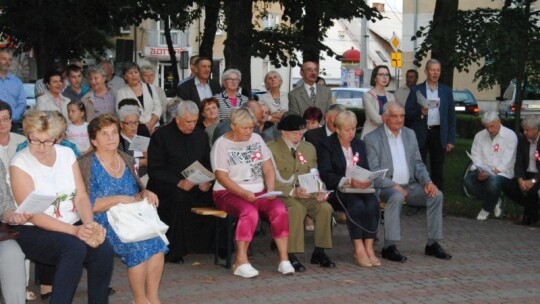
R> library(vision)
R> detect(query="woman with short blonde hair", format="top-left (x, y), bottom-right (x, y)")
top-left (211, 106), bottom-right (294, 278)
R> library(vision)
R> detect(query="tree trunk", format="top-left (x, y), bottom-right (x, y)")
top-left (200, 1), bottom-right (220, 60)
top-left (164, 17), bottom-right (180, 89)
top-left (513, 0), bottom-right (532, 131)
top-left (223, 0), bottom-right (253, 96)
top-left (301, 0), bottom-right (321, 63)
top-left (34, 34), bottom-right (54, 78)
top-left (431, 0), bottom-right (458, 87)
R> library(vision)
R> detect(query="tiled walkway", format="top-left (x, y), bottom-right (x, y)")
top-left (46, 214), bottom-right (540, 303)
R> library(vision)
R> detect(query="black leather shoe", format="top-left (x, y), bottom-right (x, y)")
top-left (310, 251), bottom-right (336, 268)
top-left (425, 242), bottom-right (452, 260)
top-left (381, 245), bottom-right (407, 262)
top-left (289, 253), bottom-right (306, 272)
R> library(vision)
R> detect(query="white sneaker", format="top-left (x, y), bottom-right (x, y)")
top-left (477, 209), bottom-right (489, 221)
top-left (233, 263), bottom-right (259, 278)
top-left (278, 260), bottom-right (295, 275)
top-left (494, 199), bottom-right (502, 218)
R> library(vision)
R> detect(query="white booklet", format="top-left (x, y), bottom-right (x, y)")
top-left (181, 161), bottom-right (215, 185)
top-left (255, 191), bottom-right (282, 199)
top-left (416, 91), bottom-right (440, 109)
top-left (298, 172), bottom-right (326, 194)
top-left (15, 190), bottom-right (56, 215)
top-left (466, 151), bottom-right (495, 176)
top-left (349, 166), bottom-right (387, 182)
top-left (128, 135), bottom-right (151, 152)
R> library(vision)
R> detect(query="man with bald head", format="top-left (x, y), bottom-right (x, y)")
top-left (0, 51), bottom-right (25, 127)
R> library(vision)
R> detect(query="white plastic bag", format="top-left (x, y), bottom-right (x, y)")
top-left (106, 198), bottom-right (169, 245)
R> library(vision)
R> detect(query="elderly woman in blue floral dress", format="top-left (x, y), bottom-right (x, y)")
top-left (79, 114), bottom-right (168, 304)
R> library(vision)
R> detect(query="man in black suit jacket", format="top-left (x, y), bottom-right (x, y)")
top-left (176, 56), bottom-right (221, 106)
top-left (304, 104), bottom-right (345, 147)
top-left (502, 115), bottom-right (540, 225)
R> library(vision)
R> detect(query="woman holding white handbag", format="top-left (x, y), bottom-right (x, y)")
top-left (78, 114), bottom-right (168, 304)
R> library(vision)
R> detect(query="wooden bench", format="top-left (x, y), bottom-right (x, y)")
top-left (191, 207), bottom-right (234, 269)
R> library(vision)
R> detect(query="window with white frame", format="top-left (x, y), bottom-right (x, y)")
top-left (262, 13), bottom-right (280, 29)
top-left (120, 26), bottom-right (131, 34)
top-left (157, 19), bottom-right (182, 46)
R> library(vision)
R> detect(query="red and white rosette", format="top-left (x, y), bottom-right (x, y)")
top-left (493, 143), bottom-right (500, 152)
top-left (252, 150), bottom-right (263, 161)
top-left (535, 150), bottom-right (540, 161)
top-left (352, 152), bottom-right (360, 166)
top-left (297, 152), bottom-right (307, 165)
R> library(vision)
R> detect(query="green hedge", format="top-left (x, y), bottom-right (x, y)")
top-left (349, 109), bottom-right (516, 140)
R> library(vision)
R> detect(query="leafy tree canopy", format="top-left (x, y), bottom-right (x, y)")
top-left (413, 2), bottom-right (540, 91)
top-left (0, 0), bottom-right (148, 74)
top-left (252, 0), bottom-right (382, 67)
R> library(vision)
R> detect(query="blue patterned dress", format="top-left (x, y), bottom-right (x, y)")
top-left (89, 155), bottom-right (168, 267)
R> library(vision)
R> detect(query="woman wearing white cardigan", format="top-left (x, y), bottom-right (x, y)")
top-left (115, 62), bottom-right (162, 133)
top-left (360, 65), bottom-right (396, 139)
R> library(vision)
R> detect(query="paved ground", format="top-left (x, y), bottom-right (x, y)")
top-left (27, 213), bottom-right (540, 304)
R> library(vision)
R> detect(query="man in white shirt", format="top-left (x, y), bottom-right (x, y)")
top-left (176, 57), bottom-right (221, 106)
top-left (364, 101), bottom-right (451, 262)
top-left (464, 111), bottom-right (517, 220)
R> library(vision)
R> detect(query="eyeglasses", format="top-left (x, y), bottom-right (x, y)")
top-left (303, 68), bottom-right (319, 73)
top-left (121, 121), bottom-right (139, 127)
top-left (28, 137), bottom-right (55, 146)
top-left (377, 73), bottom-right (390, 78)
top-left (0, 117), bottom-right (11, 124)
top-left (226, 78), bottom-right (240, 82)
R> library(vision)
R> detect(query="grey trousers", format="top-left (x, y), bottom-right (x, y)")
top-left (0, 240), bottom-right (26, 304)
top-left (379, 182), bottom-right (444, 242)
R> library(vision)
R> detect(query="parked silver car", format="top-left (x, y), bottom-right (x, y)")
top-left (331, 87), bottom-right (370, 109)
top-left (498, 83), bottom-right (540, 117)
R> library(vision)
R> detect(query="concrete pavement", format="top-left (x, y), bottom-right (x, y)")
top-left (37, 214), bottom-right (540, 304)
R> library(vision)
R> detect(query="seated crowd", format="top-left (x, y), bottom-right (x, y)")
top-left (0, 57), bottom-right (534, 304)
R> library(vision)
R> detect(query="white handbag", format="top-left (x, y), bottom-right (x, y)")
top-left (106, 198), bottom-right (169, 245)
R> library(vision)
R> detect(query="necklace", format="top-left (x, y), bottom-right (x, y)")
top-left (96, 152), bottom-right (122, 174)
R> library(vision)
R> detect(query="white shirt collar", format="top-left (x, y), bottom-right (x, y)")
top-left (384, 124), bottom-right (401, 138)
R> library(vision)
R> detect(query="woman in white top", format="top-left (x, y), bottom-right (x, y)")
top-left (116, 62), bottom-right (162, 133)
top-left (36, 71), bottom-right (70, 119)
top-left (140, 65), bottom-right (169, 122)
top-left (9, 111), bottom-right (114, 304)
top-left (258, 71), bottom-right (289, 124)
top-left (211, 108), bottom-right (294, 278)
top-left (361, 65), bottom-right (396, 139)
